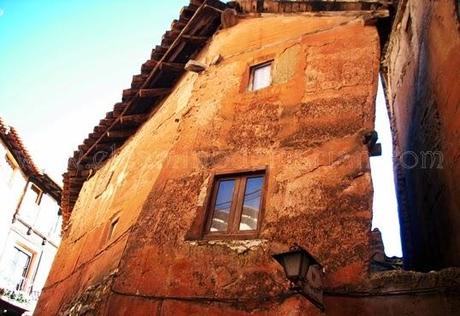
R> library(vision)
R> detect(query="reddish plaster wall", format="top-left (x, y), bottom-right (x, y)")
top-left (383, 0), bottom-right (460, 270)
top-left (36, 14), bottom-right (380, 315)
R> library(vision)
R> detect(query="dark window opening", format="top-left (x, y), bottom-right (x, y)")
top-left (205, 171), bottom-right (266, 238)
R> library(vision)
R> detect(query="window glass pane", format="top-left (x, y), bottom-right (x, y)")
top-left (252, 64), bottom-right (271, 91)
top-left (210, 179), bottom-right (235, 232)
top-left (51, 215), bottom-right (63, 237)
top-left (34, 194), bottom-right (59, 235)
top-left (239, 176), bottom-right (264, 231)
top-left (19, 184), bottom-right (41, 223)
top-left (0, 247), bottom-right (31, 290)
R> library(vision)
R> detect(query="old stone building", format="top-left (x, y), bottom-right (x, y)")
top-left (35, 0), bottom-right (459, 315)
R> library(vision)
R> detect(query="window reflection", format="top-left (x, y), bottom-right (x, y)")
top-left (239, 176), bottom-right (263, 231)
top-left (206, 172), bottom-right (266, 236)
top-left (210, 179), bottom-right (235, 232)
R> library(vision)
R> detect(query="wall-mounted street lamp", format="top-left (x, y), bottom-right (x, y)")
top-left (363, 130), bottom-right (382, 157)
top-left (273, 245), bottom-right (325, 311)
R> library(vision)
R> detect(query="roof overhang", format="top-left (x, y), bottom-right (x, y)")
top-left (61, 0), bottom-right (396, 229)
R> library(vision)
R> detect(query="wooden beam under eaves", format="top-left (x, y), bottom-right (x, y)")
top-left (142, 60), bottom-right (185, 73)
top-left (180, 5), bottom-right (198, 18)
top-left (113, 102), bottom-right (128, 116)
top-left (106, 130), bottom-right (133, 139)
top-left (160, 62), bottom-right (185, 72)
top-left (119, 114), bottom-right (148, 125)
top-left (182, 34), bottom-right (208, 43)
top-left (93, 143), bottom-right (117, 152)
top-left (99, 118), bottom-right (115, 127)
top-left (122, 89), bottom-right (138, 102)
top-left (172, 20), bottom-right (187, 30)
top-left (132, 73), bottom-right (148, 83)
top-left (78, 144), bottom-right (89, 152)
top-left (139, 88), bottom-right (172, 98)
top-left (83, 138), bottom-right (94, 146)
top-left (164, 30), bottom-right (180, 39)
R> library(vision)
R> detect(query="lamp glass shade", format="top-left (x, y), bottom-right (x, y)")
top-left (273, 248), bottom-right (311, 282)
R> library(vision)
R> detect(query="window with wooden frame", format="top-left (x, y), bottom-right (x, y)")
top-left (204, 170), bottom-right (266, 238)
top-left (249, 61), bottom-right (272, 91)
top-left (30, 184), bottom-right (43, 205)
top-left (4, 245), bottom-right (34, 291)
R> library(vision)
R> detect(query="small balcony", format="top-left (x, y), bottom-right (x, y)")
top-left (0, 274), bottom-right (41, 315)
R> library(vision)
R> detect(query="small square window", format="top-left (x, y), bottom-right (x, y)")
top-left (250, 62), bottom-right (272, 91)
top-left (205, 171), bottom-right (266, 238)
top-left (108, 218), bottom-right (119, 241)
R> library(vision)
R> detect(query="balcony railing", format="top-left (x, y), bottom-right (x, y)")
top-left (0, 274), bottom-right (41, 308)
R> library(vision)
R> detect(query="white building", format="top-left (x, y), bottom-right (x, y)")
top-left (0, 117), bottom-right (62, 315)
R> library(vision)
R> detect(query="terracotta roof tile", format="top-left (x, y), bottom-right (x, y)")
top-left (0, 116), bottom-right (62, 202)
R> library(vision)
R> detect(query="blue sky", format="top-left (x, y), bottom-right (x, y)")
top-left (0, 1), bottom-right (402, 256)
top-left (0, 0), bottom-right (189, 181)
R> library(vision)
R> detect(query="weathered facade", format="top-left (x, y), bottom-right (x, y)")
top-left (35, 0), bottom-right (460, 315)
top-left (382, 0), bottom-right (460, 271)
top-left (0, 117), bottom-right (62, 315)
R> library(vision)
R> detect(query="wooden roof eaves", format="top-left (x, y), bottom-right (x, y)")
top-left (76, 0), bottom-right (226, 166)
top-left (231, 0), bottom-right (392, 13)
top-left (61, 0), bottom-right (228, 225)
